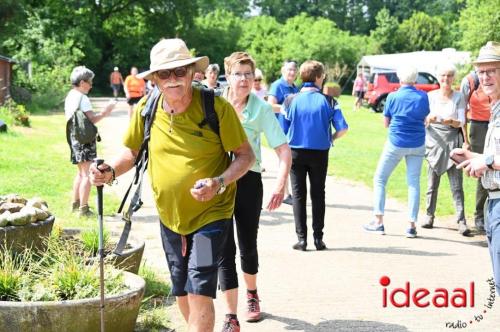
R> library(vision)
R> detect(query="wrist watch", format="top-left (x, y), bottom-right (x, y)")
top-left (485, 154), bottom-right (495, 170)
top-left (215, 176), bottom-right (226, 195)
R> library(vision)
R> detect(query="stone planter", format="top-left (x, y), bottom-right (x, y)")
top-left (110, 238), bottom-right (145, 274)
top-left (0, 215), bottom-right (54, 254)
top-left (62, 229), bottom-right (145, 274)
top-left (0, 271), bottom-right (145, 332)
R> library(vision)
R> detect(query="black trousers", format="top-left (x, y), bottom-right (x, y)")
top-left (290, 148), bottom-right (329, 241)
top-left (470, 120), bottom-right (489, 226)
top-left (218, 171), bottom-right (263, 291)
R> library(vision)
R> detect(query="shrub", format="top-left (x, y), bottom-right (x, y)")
top-left (0, 99), bottom-right (30, 127)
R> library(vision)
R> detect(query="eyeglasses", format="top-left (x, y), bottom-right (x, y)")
top-left (156, 66), bottom-right (190, 80)
top-left (231, 72), bottom-right (254, 80)
top-left (477, 68), bottom-right (499, 78)
top-left (254, 78), bottom-right (262, 82)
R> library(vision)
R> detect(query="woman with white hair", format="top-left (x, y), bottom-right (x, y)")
top-left (422, 64), bottom-right (469, 235)
top-left (251, 68), bottom-right (268, 100)
top-left (65, 66), bottom-right (115, 217)
top-left (203, 63), bottom-right (221, 91)
top-left (364, 66), bottom-right (430, 238)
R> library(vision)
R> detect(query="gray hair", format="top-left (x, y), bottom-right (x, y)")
top-left (206, 63), bottom-right (220, 74)
top-left (70, 66), bottom-right (95, 86)
top-left (254, 68), bottom-right (264, 79)
top-left (436, 63), bottom-right (457, 76)
top-left (397, 66), bottom-right (418, 84)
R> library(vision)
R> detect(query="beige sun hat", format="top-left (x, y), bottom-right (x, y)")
top-left (137, 39), bottom-right (209, 80)
top-left (473, 41), bottom-right (500, 65)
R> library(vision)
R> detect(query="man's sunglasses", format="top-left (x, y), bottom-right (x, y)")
top-left (156, 66), bottom-right (190, 79)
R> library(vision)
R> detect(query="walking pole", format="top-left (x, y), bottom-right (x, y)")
top-left (94, 158), bottom-right (106, 332)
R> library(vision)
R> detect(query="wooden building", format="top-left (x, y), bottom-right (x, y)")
top-left (0, 55), bottom-right (16, 105)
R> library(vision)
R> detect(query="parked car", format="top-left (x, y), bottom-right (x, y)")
top-left (217, 74), bottom-right (228, 89)
top-left (364, 71), bottom-right (440, 112)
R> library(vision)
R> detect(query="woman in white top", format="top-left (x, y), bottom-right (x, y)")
top-left (65, 66), bottom-right (115, 217)
top-left (422, 63), bottom-right (469, 235)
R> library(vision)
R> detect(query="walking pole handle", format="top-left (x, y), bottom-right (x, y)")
top-left (94, 158), bottom-right (104, 216)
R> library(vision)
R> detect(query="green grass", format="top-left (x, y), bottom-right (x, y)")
top-left (332, 95), bottom-right (477, 219)
top-left (0, 111), bottom-right (119, 229)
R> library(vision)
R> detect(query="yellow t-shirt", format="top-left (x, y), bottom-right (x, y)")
top-left (124, 89), bottom-right (247, 235)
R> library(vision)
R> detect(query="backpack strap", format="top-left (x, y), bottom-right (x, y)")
top-left (198, 88), bottom-right (219, 135)
top-left (466, 72), bottom-right (479, 103)
top-left (117, 88), bottom-right (161, 214)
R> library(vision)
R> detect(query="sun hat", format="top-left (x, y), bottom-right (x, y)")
top-left (137, 39), bottom-right (209, 80)
top-left (473, 41), bottom-right (500, 65)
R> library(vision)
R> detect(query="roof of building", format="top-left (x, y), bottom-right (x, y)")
top-left (0, 55), bottom-right (16, 63)
top-left (357, 49), bottom-right (471, 76)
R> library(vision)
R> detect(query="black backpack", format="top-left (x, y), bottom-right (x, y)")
top-left (114, 86), bottom-right (220, 253)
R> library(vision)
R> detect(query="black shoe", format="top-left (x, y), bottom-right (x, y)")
top-left (292, 240), bottom-right (307, 251)
top-left (314, 239), bottom-right (326, 251)
top-left (283, 195), bottom-right (293, 205)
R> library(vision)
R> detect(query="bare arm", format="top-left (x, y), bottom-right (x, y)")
top-left (89, 148), bottom-right (138, 186)
top-left (332, 128), bottom-right (348, 142)
top-left (266, 143), bottom-right (292, 210)
top-left (462, 122), bottom-right (470, 149)
top-left (190, 140), bottom-right (255, 201)
top-left (267, 95), bottom-right (282, 113)
top-left (384, 116), bottom-right (391, 128)
top-left (85, 103), bottom-right (115, 124)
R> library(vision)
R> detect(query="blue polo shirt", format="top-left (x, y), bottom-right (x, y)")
top-left (283, 89), bottom-right (348, 150)
top-left (383, 85), bottom-right (430, 148)
top-left (268, 77), bottom-right (299, 129)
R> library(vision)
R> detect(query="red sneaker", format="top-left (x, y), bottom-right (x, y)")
top-left (246, 292), bottom-right (261, 322)
top-left (221, 316), bottom-right (240, 332)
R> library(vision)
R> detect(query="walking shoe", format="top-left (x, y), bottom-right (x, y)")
top-left (78, 205), bottom-right (95, 218)
top-left (421, 216), bottom-right (434, 229)
top-left (282, 195), bottom-right (293, 205)
top-left (405, 228), bottom-right (417, 238)
top-left (458, 221), bottom-right (471, 236)
top-left (246, 292), bottom-right (261, 322)
top-left (71, 200), bottom-right (80, 213)
top-left (363, 221), bottom-right (385, 235)
top-left (292, 240), bottom-right (307, 251)
top-left (314, 238), bottom-right (326, 250)
top-left (221, 316), bottom-right (240, 332)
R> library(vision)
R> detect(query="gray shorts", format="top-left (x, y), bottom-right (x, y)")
top-left (160, 219), bottom-right (229, 298)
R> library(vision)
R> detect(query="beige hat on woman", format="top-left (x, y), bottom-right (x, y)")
top-left (473, 41), bottom-right (500, 65)
top-left (137, 39), bottom-right (209, 80)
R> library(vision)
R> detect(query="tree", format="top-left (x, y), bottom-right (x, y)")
top-left (195, 0), bottom-right (250, 17)
top-left (369, 8), bottom-right (402, 54)
top-left (458, 0), bottom-right (500, 53)
top-left (238, 16), bottom-right (284, 81)
top-left (187, 10), bottom-right (243, 70)
top-left (397, 12), bottom-right (446, 51)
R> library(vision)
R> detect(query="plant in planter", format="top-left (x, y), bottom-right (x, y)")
top-left (63, 227), bottom-right (145, 274)
top-left (0, 236), bottom-right (145, 332)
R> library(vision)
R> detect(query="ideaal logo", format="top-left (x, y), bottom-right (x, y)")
top-left (379, 276), bottom-right (496, 329)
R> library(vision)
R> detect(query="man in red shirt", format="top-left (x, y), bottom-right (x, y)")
top-left (461, 71), bottom-right (492, 233)
top-left (124, 66), bottom-right (146, 118)
top-left (109, 66), bottom-right (123, 99)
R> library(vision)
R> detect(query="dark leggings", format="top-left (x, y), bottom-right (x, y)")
top-left (290, 148), bottom-right (329, 241)
top-left (218, 171), bottom-right (263, 291)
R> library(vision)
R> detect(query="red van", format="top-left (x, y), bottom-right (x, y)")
top-left (364, 71), bottom-right (440, 112)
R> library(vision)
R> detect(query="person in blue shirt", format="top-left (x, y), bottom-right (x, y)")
top-left (282, 60), bottom-right (348, 251)
top-left (363, 65), bottom-right (430, 238)
top-left (268, 60), bottom-right (299, 204)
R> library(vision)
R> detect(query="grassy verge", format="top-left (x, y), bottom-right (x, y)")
top-left (332, 95), bottom-right (477, 219)
top-left (0, 111), bottom-right (119, 229)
